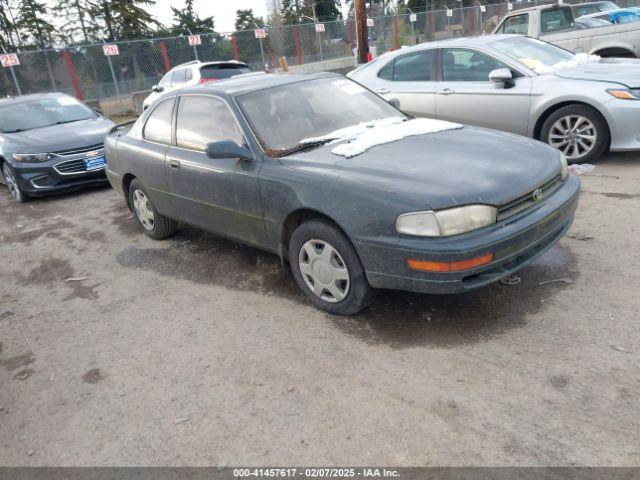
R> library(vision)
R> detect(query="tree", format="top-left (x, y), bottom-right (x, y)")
top-left (171, 0), bottom-right (214, 34)
top-left (15, 0), bottom-right (54, 47)
top-left (54, 0), bottom-right (97, 44)
top-left (89, 0), bottom-right (159, 40)
top-left (0, 0), bottom-right (16, 50)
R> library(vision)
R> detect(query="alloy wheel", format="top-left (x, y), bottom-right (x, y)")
top-left (2, 163), bottom-right (23, 202)
top-left (298, 239), bottom-right (350, 303)
top-left (132, 189), bottom-right (155, 231)
top-left (548, 115), bottom-right (597, 161)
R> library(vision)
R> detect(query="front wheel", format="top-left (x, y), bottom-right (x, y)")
top-left (541, 105), bottom-right (609, 163)
top-left (289, 219), bottom-right (376, 315)
top-left (2, 162), bottom-right (28, 203)
top-left (128, 179), bottom-right (177, 239)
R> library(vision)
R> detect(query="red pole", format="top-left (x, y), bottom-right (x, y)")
top-left (231, 36), bottom-right (240, 61)
top-left (393, 16), bottom-right (399, 50)
top-left (293, 27), bottom-right (303, 65)
top-left (63, 50), bottom-right (84, 100)
top-left (159, 41), bottom-right (171, 72)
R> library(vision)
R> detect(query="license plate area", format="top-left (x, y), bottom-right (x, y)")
top-left (84, 156), bottom-right (106, 171)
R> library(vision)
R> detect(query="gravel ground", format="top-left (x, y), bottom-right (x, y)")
top-left (0, 152), bottom-right (638, 466)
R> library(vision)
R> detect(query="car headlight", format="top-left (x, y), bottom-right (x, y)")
top-left (396, 205), bottom-right (497, 237)
top-left (607, 88), bottom-right (640, 100)
top-left (13, 153), bottom-right (54, 163)
top-left (560, 152), bottom-right (568, 180)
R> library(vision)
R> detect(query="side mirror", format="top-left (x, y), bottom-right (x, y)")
top-left (206, 140), bottom-right (254, 161)
top-left (387, 98), bottom-right (401, 109)
top-left (152, 84), bottom-right (164, 93)
top-left (93, 106), bottom-right (103, 115)
top-left (489, 68), bottom-right (515, 88)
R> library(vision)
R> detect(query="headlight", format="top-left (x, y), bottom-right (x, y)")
top-left (396, 205), bottom-right (497, 237)
top-left (13, 153), bottom-right (54, 163)
top-left (560, 153), bottom-right (568, 180)
top-left (607, 88), bottom-right (640, 100)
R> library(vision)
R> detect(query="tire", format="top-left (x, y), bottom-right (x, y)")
top-left (288, 219), bottom-right (376, 315)
top-left (128, 179), bottom-right (177, 239)
top-left (2, 162), bottom-right (28, 203)
top-left (541, 104), bottom-right (609, 164)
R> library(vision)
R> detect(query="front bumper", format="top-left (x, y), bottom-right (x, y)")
top-left (603, 99), bottom-right (640, 151)
top-left (357, 174), bottom-right (580, 294)
top-left (9, 160), bottom-right (108, 196)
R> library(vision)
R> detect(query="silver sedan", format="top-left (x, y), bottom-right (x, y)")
top-left (348, 35), bottom-right (640, 162)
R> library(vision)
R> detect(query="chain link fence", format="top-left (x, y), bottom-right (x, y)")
top-left (2, 0), bottom-right (639, 102)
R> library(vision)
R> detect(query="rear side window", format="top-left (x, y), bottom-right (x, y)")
top-left (377, 51), bottom-right (433, 81)
top-left (143, 98), bottom-right (174, 144)
top-left (176, 96), bottom-right (244, 151)
top-left (172, 68), bottom-right (188, 85)
top-left (500, 14), bottom-right (529, 34)
top-left (200, 64), bottom-right (251, 80)
top-left (541, 8), bottom-right (574, 33)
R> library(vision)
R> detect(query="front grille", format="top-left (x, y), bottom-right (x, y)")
top-left (53, 143), bottom-right (104, 156)
top-left (55, 159), bottom-right (87, 174)
top-left (498, 175), bottom-right (563, 221)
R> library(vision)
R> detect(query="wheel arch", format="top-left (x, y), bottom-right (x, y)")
top-left (533, 100), bottom-right (611, 145)
top-left (122, 173), bottom-right (136, 209)
top-left (591, 46), bottom-right (636, 58)
top-left (281, 208), bottom-right (352, 262)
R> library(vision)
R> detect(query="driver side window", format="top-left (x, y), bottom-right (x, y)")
top-left (500, 13), bottom-right (529, 34)
top-left (441, 49), bottom-right (511, 82)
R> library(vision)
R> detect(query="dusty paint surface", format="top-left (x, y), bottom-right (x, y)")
top-left (0, 154), bottom-right (639, 466)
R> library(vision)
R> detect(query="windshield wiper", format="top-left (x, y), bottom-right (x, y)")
top-left (277, 138), bottom-right (336, 157)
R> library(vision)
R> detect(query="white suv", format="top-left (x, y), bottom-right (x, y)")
top-left (142, 60), bottom-right (251, 111)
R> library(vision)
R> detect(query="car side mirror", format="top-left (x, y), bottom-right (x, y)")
top-left (152, 84), bottom-right (164, 93)
top-left (387, 98), bottom-right (401, 109)
top-left (206, 140), bottom-right (254, 161)
top-left (489, 68), bottom-right (515, 88)
top-left (93, 106), bottom-right (103, 115)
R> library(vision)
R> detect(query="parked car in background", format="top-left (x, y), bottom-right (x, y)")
top-left (142, 60), bottom-right (251, 111)
top-left (493, 4), bottom-right (640, 58)
top-left (105, 73), bottom-right (578, 315)
top-left (0, 93), bottom-right (114, 203)
top-left (577, 8), bottom-right (640, 25)
top-left (348, 35), bottom-right (640, 162)
top-left (571, 1), bottom-right (619, 17)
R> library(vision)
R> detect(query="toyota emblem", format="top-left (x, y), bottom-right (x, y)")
top-left (532, 188), bottom-right (543, 202)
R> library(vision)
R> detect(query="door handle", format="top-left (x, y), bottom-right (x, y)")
top-left (377, 88), bottom-right (391, 94)
top-left (169, 159), bottom-right (181, 169)
top-left (438, 88), bottom-right (455, 96)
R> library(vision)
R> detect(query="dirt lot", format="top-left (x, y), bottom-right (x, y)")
top-left (0, 152), bottom-right (639, 466)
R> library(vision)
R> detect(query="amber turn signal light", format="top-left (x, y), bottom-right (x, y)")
top-left (407, 253), bottom-right (494, 273)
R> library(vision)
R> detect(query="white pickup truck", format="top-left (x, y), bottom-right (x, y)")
top-left (493, 4), bottom-right (640, 57)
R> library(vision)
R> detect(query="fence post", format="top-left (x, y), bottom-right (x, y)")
top-left (293, 27), bottom-right (302, 65)
top-left (258, 38), bottom-right (265, 68)
top-left (62, 50), bottom-right (83, 100)
top-left (393, 16), bottom-right (399, 49)
top-left (231, 36), bottom-right (239, 61)
top-left (103, 46), bottom-right (120, 97)
top-left (44, 51), bottom-right (57, 90)
top-left (159, 41), bottom-right (171, 72)
top-left (348, 19), bottom-right (355, 51)
top-left (428, 11), bottom-right (434, 41)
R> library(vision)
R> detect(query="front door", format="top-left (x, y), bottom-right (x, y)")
top-left (165, 94), bottom-right (265, 248)
top-left (435, 48), bottom-right (533, 136)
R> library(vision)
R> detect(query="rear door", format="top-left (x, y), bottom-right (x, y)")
top-left (435, 48), bottom-right (532, 135)
top-left (165, 94), bottom-right (265, 247)
top-left (368, 49), bottom-right (437, 117)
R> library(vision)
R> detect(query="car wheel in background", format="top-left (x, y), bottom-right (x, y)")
top-left (2, 162), bottom-right (28, 203)
top-left (289, 219), bottom-right (376, 315)
top-left (128, 179), bottom-right (177, 239)
top-left (541, 105), bottom-right (609, 164)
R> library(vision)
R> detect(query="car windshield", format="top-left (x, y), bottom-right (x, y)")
top-left (201, 64), bottom-right (251, 79)
top-left (236, 77), bottom-right (404, 154)
top-left (492, 37), bottom-right (576, 73)
top-left (0, 97), bottom-right (95, 133)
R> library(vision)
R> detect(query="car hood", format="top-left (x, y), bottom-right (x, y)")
top-left (552, 59), bottom-right (640, 87)
top-left (280, 126), bottom-right (562, 210)
top-left (2, 117), bottom-right (115, 153)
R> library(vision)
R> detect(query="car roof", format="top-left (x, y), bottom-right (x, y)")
top-left (0, 92), bottom-right (71, 106)
top-left (504, 4), bottom-right (570, 13)
top-left (174, 72), bottom-right (341, 97)
top-left (381, 34), bottom-right (523, 52)
top-left (171, 60), bottom-right (249, 72)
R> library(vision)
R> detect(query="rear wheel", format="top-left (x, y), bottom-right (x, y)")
top-left (541, 105), bottom-right (609, 163)
top-left (128, 179), bottom-right (177, 239)
top-left (289, 219), bottom-right (375, 315)
top-left (2, 162), bottom-right (27, 203)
